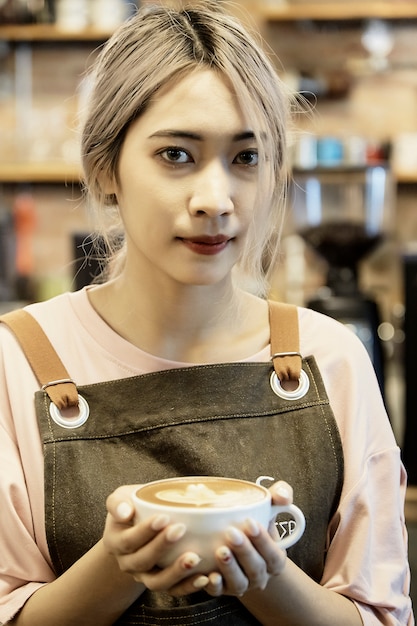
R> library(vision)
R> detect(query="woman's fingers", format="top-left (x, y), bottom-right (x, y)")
top-left (205, 572), bottom-right (224, 596)
top-left (242, 519), bottom-right (287, 576)
top-left (134, 552), bottom-right (208, 596)
top-left (103, 486), bottom-right (211, 593)
top-left (204, 520), bottom-right (287, 598)
top-left (104, 508), bottom-right (210, 593)
top-left (106, 484), bottom-right (139, 521)
top-left (106, 518), bottom-right (187, 573)
top-left (270, 480), bottom-right (293, 506)
top-left (214, 543), bottom-right (251, 595)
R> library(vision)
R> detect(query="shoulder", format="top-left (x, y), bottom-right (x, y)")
top-left (296, 305), bottom-right (371, 366)
top-left (1, 290), bottom-right (83, 336)
top-left (296, 305), bottom-right (396, 455)
top-left (296, 304), bottom-right (381, 400)
top-left (0, 289), bottom-right (97, 382)
top-left (24, 289), bottom-right (84, 329)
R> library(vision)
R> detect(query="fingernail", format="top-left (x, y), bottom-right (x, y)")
top-left (209, 572), bottom-right (223, 586)
top-left (274, 485), bottom-right (291, 499)
top-left (245, 518), bottom-right (260, 537)
top-left (116, 502), bottom-right (133, 520)
top-left (217, 546), bottom-right (233, 563)
top-left (166, 523), bottom-right (186, 542)
top-left (182, 552), bottom-right (202, 570)
top-left (225, 526), bottom-right (244, 546)
top-left (151, 514), bottom-right (170, 531)
top-left (193, 575), bottom-right (209, 589)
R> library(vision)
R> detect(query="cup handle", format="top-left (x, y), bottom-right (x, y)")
top-left (270, 503), bottom-right (306, 550)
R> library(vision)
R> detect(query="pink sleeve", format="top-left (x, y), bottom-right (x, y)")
top-left (322, 449), bottom-right (413, 625)
top-left (299, 307), bottom-right (414, 624)
top-left (0, 326), bottom-right (55, 624)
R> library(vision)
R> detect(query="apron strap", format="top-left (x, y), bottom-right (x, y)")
top-left (0, 301), bottom-right (301, 406)
top-left (0, 309), bottom-right (78, 410)
top-left (268, 300), bottom-right (302, 383)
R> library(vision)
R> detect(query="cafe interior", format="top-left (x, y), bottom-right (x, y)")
top-left (1, 0), bottom-right (416, 610)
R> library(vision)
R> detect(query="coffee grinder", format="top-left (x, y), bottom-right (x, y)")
top-left (290, 164), bottom-right (394, 394)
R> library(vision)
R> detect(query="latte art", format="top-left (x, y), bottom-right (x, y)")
top-left (155, 482), bottom-right (264, 508)
top-left (136, 477), bottom-right (266, 509)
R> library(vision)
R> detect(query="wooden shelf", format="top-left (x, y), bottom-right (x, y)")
top-left (395, 170), bottom-right (417, 184)
top-left (0, 162), bottom-right (82, 183)
top-left (0, 23), bottom-right (112, 42)
top-left (261, 2), bottom-right (417, 22)
top-left (292, 166), bottom-right (417, 184)
top-left (1, 162), bottom-right (416, 185)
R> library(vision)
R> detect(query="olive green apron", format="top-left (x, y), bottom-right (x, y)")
top-left (1, 301), bottom-right (344, 625)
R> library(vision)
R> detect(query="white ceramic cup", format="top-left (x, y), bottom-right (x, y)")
top-left (132, 475), bottom-right (305, 573)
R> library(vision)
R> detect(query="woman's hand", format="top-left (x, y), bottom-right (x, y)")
top-left (103, 480), bottom-right (292, 599)
top-left (103, 485), bottom-right (211, 596)
top-left (203, 480), bottom-right (292, 597)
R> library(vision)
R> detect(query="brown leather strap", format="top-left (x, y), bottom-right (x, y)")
top-left (0, 302), bottom-right (301, 407)
top-left (268, 300), bottom-right (302, 382)
top-left (0, 309), bottom-right (78, 410)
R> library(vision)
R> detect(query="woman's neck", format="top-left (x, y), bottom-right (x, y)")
top-left (87, 277), bottom-right (269, 363)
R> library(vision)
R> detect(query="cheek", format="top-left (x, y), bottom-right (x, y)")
top-left (238, 191), bottom-right (258, 225)
top-left (118, 184), bottom-right (177, 242)
top-left (237, 176), bottom-right (258, 204)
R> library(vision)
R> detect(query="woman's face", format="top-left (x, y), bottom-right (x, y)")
top-left (106, 69), bottom-right (260, 289)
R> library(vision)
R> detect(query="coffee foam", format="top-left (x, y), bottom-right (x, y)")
top-left (137, 478), bottom-right (265, 509)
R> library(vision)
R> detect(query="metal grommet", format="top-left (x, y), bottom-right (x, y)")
top-left (270, 369), bottom-right (310, 401)
top-left (49, 394), bottom-right (90, 429)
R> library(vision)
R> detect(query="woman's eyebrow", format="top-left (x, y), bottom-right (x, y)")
top-left (148, 130), bottom-right (256, 142)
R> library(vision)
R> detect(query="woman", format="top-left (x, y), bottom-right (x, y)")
top-left (0, 1), bottom-right (413, 624)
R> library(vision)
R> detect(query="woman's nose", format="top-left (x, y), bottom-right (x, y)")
top-left (188, 162), bottom-right (234, 217)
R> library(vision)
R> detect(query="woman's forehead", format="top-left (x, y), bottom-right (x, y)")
top-left (140, 69), bottom-right (265, 138)
top-left (133, 71), bottom-right (245, 133)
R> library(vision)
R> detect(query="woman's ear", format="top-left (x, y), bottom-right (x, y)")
top-left (100, 172), bottom-right (118, 196)
top-left (99, 173), bottom-right (118, 205)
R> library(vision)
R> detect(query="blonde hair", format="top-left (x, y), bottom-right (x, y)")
top-left (81, 0), bottom-right (293, 295)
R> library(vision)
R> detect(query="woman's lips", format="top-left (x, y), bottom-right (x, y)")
top-left (179, 235), bottom-right (231, 255)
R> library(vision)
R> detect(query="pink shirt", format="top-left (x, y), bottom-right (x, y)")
top-left (0, 288), bottom-right (413, 624)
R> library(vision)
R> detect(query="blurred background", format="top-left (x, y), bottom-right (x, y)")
top-left (0, 0), bottom-right (416, 609)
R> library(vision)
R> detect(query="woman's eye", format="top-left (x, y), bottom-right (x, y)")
top-left (159, 148), bottom-right (193, 164)
top-left (234, 150), bottom-right (258, 166)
